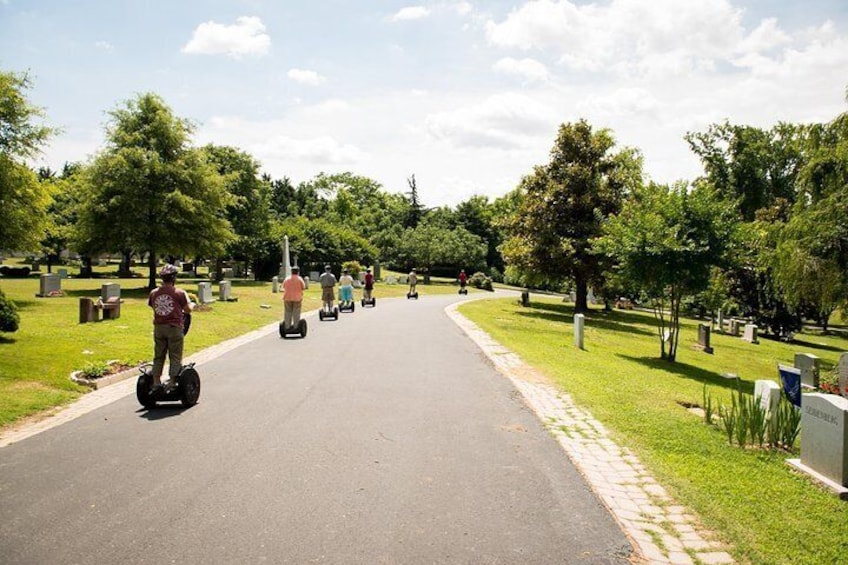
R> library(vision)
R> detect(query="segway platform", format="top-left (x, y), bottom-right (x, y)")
top-left (136, 363), bottom-right (201, 409)
top-left (339, 301), bottom-right (355, 313)
top-left (458, 288), bottom-right (468, 295)
top-left (319, 307), bottom-right (339, 321)
top-left (279, 319), bottom-right (308, 339)
top-left (407, 291), bottom-right (419, 300)
top-left (361, 297), bottom-right (376, 307)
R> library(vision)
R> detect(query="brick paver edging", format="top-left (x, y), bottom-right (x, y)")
top-left (445, 301), bottom-right (735, 565)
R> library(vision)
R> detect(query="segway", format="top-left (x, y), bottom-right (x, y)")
top-left (339, 301), bottom-right (355, 313)
top-left (319, 304), bottom-right (339, 321)
top-left (407, 290), bottom-right (419, 300)
top-left (458, 287), bottom-right (468, 295)
top-left (279, 318), bottom-right (307, 339)
top-left (361, 294), bottom-right (376, 308)
top-left (136, 312), bottom-right (200, 409)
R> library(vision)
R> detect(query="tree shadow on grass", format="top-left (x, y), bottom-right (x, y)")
top-left (787, 337), bottom-right (846, 354)
top-left (515, 302), bottom-right (655, 337)
top-left (618, 353), bottom-right (755, 394)
top-left (0, 335), bottom-right (16, 345)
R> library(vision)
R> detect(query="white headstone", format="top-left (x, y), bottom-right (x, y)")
top-left (398, 275), bottom-right (408, 284)
top-left (743, 324), bottom-right (759, 344)
top-left (37, 273), bottom-right (61, 297)
top-left (717, 310), bottom-right (724, 333)
top-left (219, 280), bottom-right (232, 301)
top-left (309, 271), bottom-right (320, 282)
top-left (574, 313), bottom-right (585, 350)
top-left (838, 353), bottom-right (848, 399)
top-left (800, 393), bottom-right (848, 487)
top-left (272, 276), bottom-right (279, 293)
top-left (386, 276), bottom-right (397, 285)
top-left (754, 380), bottom-right (781, 415)
top-left (221, 268), bottom-right (234, 280)
top-left (101, 283), bottom-right (120, 301)
top-left (197, 282), bottom-right (214, 304)
top-left (57, 268), bottom-right (69, 279)
top-left (794, 353), bottom-right (820, 389)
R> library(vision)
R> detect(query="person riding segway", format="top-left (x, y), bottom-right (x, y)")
top-left (136, 264), bottom-right (200, 409)
top-left (319, 265), bottom-right (339, 321)
top-left (361, 267), bottom-right (375, 307)
top-left (279, 266), bottom-right (308, 338)
top-left (458, 269), bottom-right (468, 295)
top-left (407, 268), bottom-right (419, 299)
top-left (338, 268), bottom-right (355, 312)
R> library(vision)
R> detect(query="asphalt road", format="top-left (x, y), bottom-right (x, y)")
top-left (0, 291), bottom-right (632, 564)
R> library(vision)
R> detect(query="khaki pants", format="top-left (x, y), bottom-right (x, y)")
top-left (284, 300), bottom-right (302, 329)
top-left (321, 287), bottom-right (334, 306)
top-left (152, 324), bottom-right (184, 381)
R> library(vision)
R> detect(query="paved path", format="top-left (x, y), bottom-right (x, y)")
top-left (0, 292), bottom-right (632, 564)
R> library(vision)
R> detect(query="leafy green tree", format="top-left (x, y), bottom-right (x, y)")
top-left (594, 182), bottom-right (736, 362)
top-left (39, 163), bottom-right (85, 273)
top-left (268, 174), bottom-right (296, 219)
top-left (455, 194), bottom-right (504, 272)
top-left (396, 223), bottom-right (486, 274)
top-left (502, 119), bottom-right (643, 312)
top-left (203, 145), bottom-right (271, 278)
top-left (275, 215), bottom-right (376, 270)
top-left (0, 70), bottom-right (56, 252)
top-left (76, 93), bottom-right (233, 288)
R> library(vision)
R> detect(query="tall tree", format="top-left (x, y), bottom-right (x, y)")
top-left (0, 70), bottom-right (56, 252)
top-left (501, 119), bottom-right (643, 312)
top-left (76, 93), bottom-right (233, 288)
top-left (405, 174), bottom-right (425, 228)
top-left (594, 182), bottom-right (737, 361)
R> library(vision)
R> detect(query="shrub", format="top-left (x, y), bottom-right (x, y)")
top-left (469, 271), bottom-right (494, 291)
top-left (342, 260), bottom-right (362, 279)
top-left (0, 288), bottom-right (20, 333)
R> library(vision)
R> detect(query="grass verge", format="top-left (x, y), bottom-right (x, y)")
top-left (459, 297), bottom-right (848, 565)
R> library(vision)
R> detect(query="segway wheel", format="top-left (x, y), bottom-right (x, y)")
top-left (361, 299), bottom-right (365, 307)
top-left (136, 373), bottom-right (158, 409)
top-left (179, 366), bottom-right (201, 407)
top-left (319, 310), bottom-right (325, 321)
top-left (351, 303), bottom-right (355, 312)
top-left (333, 307), bottom-right (339, 317)
top-left (299, 319), bottom-right (308, 338)
top-left (279, 321), bottom-right (286, 337)
top-left (372, 298), bottom-right (376, 306)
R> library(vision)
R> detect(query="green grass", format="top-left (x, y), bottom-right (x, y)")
top-left (0, 270), bottom-right (473, 427)
top-left (459, 297), bottom-right (848, 565)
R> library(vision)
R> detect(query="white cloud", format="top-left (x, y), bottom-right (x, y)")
top-left (287, 68), bottom-right (327, 86)
top-left (390, 6), bottom-right (431, 22)
top-left (94, 40), bottom-right (114, 50)
top-left (251, 135), bottom-right (367, 165)
top-left (492, 57), bottom-right (550, 82)
top-left (182, 16), bottom-right (270, 59)
top-left (452, 2), bottom-right (473, 16)
top-left (425, 92), bottom-right (556, 149)
top-left (578, 87), bottom-right (660, 117)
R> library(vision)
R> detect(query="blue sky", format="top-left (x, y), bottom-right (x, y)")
top-left (3, 0), bottom-right (847, 206)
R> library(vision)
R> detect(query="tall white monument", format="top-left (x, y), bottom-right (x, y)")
top-left (281, 235), bottom-right (292, 279)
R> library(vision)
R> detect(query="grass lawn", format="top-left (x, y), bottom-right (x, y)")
top-left (459, 297), bottom-right (848, 565)
top-left (0, 268), bottom-right (473, 428)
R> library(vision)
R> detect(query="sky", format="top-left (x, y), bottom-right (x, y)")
top-left (2, 0), bottom-right (847, 207)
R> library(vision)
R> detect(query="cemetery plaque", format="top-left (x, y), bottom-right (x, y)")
top-left (219, 280), bottom-right (232, 301)
top-left (101, 283), bottom-right (120, 302)
top-left (754, 380), bottom-right (781, 415)
top-left (743, 324), bottom-right (759, 344)
top-left (794, 353), bottom-right (820, 390)
top-left (778, 364), bottom-right (802, 408)
top-left (697, 323), bottom-right (714, 354)
top-left (798, 393), bottom-right (848, 488)
top-left (839, 353), bottom-right (848, 399)
top-left (197, 282), bottom-right (214, 304)
top-left (574, 313), bottom-right (585, 350)
top-left (36, 273), bottom-right (61, 297)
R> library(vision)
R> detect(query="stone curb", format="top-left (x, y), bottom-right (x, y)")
top-left (445, 301), bottom-right (736, 565)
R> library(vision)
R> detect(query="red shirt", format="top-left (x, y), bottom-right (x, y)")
top-left (148, 285), bottom-right (189, 328)
top-left (364, 273), bottom-right (374, 289)
top-left (282, 275), bottom-right (306, 302)
top-left (459, 272), bottom-right (467, 283)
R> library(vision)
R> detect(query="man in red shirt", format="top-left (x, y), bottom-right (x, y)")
top-left (363, 268), bottom-right (374, 300)
top-left (282, 266), bottom-right (307, 330)
top-left (148, 264), bottom-right (193, 391)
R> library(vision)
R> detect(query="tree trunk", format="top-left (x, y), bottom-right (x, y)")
top-left (80, 256), bottom-right (93, 278)
top-left (147, 251), bottom-right (157, 290)
top-left (118, 250), bottom-right (132, 278)
top-left (574, 276), bottom-right (588, 313)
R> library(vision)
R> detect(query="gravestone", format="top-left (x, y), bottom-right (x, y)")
top-left (221, 268), bottom-right (234, 280)
top-left (520, 290), bottom-right (530, 307)
top-left (373, 262), bottom-right (381, 280)
top-left (78, 297), bottom-right (99, 323)
top-left (197, 282), bottom-right (214, 304)
top-left (574, 313), bottom-right (585, 350)
top-left (101, 283), bottom-right (120, 302)
top-left (839, 353), bottom-right (848, 399)
top-left (272, 276), bottom-right (279, 293)
top-left (717, 310), bottom-right (724, 333)
top-left (788, 393), bottom-right (848, 497)
top-left (743, 324), bottom-right (759, 344)
top-left (218, 280), bottom-right (232, 301)
top-left (398, 275), bottom-right (408, 284)
top-left (794, 353), bottom-right (820, 390)
top-left (778, 365), bottom-right (802, 408)
top-left (353, 280), bottom-right (361, 288)
top-left (754, 380), bottom-right (781, 415)
top-left (302, 275), bottom-right (309, 290)
top-left (386, 276), bottom-right (397, 285)
top-left (36, 273), bottom-right (61, 297)
top-left (569, 291), bottom-right (577, 303)
top-left (729, 319), bottom-right (741, 337)
top-left (57, 268), bottom-right (68, 279)
top-left (309, 271), bottom-right (320, 282)
top-left (181, 262), bottom-right (195, 273)
top-left (697, 323), bottom-right (714, 354)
